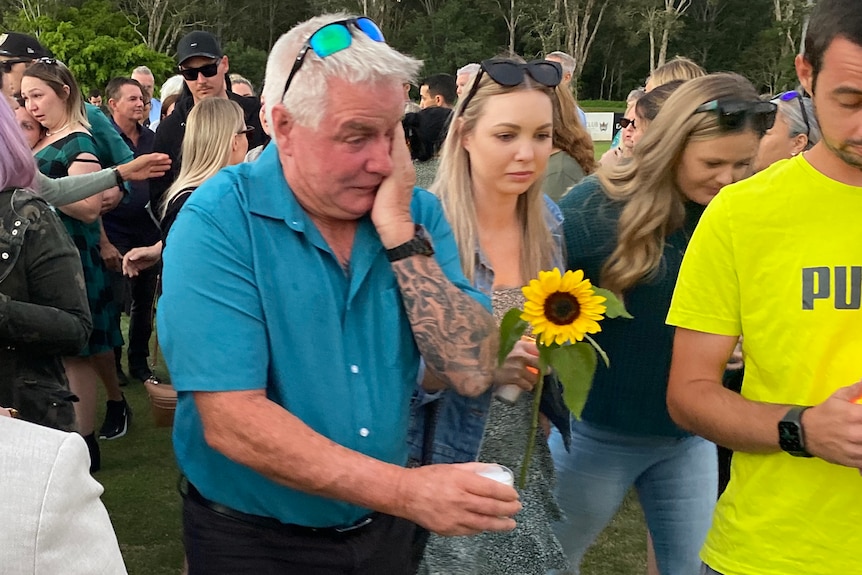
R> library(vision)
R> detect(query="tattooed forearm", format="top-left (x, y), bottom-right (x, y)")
top-left (392, 255), bottom-right (497, 397)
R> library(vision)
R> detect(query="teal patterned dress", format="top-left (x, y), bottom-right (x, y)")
top-left (35, 132), bottom-right (122, 357)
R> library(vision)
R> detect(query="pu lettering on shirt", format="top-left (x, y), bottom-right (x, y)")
top-left (802, 266), bottom-right (862, 310)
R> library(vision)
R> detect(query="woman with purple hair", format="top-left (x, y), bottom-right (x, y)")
top-left (0, 95), bottom-right (91, 434)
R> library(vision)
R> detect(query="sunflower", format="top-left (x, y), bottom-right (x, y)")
top-left (521, 268), bottom-right (607, 346)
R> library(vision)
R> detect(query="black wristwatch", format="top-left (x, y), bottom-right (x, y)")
top-left (778, 405), bottom-right (813, 457)
top-left (385, 224), bottom-right (435, 262)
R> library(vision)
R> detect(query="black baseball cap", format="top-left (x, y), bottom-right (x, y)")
top-left (176, 31), bottom-right (223, 65)
top-left (0, 32), bottom-right (50, 59)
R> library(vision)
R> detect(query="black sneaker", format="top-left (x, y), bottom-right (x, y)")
top-left (99, 396), bottom-right (132, 440)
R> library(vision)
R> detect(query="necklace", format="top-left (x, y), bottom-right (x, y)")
top-left (46, 122), bottom-right (70, 137)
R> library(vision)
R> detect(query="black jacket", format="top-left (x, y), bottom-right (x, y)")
top-left (0, 188), bottom-right (90, 432)
top-left (149, 77), bottom-right (268, 208)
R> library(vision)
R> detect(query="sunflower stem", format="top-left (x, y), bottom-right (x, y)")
top-left (518, 366), bottom-right (545, 490)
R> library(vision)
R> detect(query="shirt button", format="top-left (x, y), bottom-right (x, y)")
top-left (350, 365), bottom-right (359, 374)
top-left (359, 428), bottom-right (370, 437)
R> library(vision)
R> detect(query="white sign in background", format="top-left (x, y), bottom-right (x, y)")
top-left (584, 112), bottom-right (616, 142)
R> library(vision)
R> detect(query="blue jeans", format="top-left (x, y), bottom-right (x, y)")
top-left (549, 420), bottom-right (717, 575)
top-left (699, 564), bottom-right (722, 575)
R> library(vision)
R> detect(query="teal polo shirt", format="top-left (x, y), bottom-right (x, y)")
top-left (158, 144), bottom-right (487, 527)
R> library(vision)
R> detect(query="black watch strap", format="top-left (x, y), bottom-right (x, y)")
top-left (778, 405), bottom-right (813, 457)
top-left (386, 224), bottom-right (434, 262)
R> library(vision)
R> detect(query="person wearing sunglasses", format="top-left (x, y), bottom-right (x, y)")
top-left (667, 1), bottom-right (862, 574)
top-left (149, 31), bottom-right (266, 214)
top-left (753, 89), bottom-right (821, 172)
top-left (412, 56), bottom-right (571, 575)
top-left (599, 89), bottom-right (644, 168)
top-left (0, 32), bottom-right (50, 101)
top-left (551, 73), bottom-right (771, 575)
top-left (158, 14), bottom-right (519, 574)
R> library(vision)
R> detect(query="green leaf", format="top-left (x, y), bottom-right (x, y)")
top-left (593, 287), bottom-right (633, 319)
top-left (547, 343), bottom-right (598, 419)
top-left (498, 308), bottom-right (528, 366)
top-left (584, 334), bottom-right (609, 367)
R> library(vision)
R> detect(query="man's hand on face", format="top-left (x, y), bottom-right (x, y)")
top-left (371, 123), bottom-right (417, 249)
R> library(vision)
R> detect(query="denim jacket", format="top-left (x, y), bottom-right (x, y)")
top-left (407, 196), bottom-right (571, 465)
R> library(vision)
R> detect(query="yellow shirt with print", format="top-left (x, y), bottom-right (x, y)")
top-left (667, 154), bottom-right (862, 575)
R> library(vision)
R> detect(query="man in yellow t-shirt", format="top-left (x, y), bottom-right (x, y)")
top-left (665, 2), bottom-right (862, 574)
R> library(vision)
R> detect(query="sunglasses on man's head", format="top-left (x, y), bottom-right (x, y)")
top-left (693, 99), bottom-right (778, 134)
top-left (281, 17), bottom-right (385, 100)
top-left (179, 60), bottom-right (221, 81)
top-left (777, 90), bottom-right (811, 139)
top-left (457, 58), bottom-right (563, 118)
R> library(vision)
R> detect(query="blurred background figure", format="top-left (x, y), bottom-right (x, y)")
top-left (403, 105), bottom-right (452, 189)
top-left (645, 56), bottom-right (706, 92)
top-left (229, 73), bottom-right (255, 97)
top-left (543, 83), bottom-right (597, 203)
top-left (754, 90), bottom-right (820, 172)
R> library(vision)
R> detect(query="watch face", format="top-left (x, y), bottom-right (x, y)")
top-left (778, 421), bottom-right (803, 452)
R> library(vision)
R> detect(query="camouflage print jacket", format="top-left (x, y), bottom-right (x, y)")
top-left (0, 187), bottom-right (92, 432)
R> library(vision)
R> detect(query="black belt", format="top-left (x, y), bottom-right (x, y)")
top-left (179, 476), bottom-right (377, 535)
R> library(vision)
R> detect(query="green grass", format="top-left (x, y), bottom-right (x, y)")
top-left (96, 338), bottom-right (184, 575)
top-left (580, 99), bottom-right (627, 113)
top-left (594, 141), bottom-right (612, 159)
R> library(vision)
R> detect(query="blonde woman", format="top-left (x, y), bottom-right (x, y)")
top-left (22, 59), bottom-right (125, 471)
top-left (645, 55), bottom-right (706, 91)
top-left (122, 98), bottom-right (249, 276)
top-left (550, 73), bottom-right (775, 575)
top-left (411, 57), bottom-right (570, 575)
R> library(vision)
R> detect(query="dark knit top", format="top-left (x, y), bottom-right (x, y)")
top-left (558, 175), bottom-right (705, 438)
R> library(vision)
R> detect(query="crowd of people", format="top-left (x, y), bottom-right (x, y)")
top-left (0, 0), bottom-right (860, 573)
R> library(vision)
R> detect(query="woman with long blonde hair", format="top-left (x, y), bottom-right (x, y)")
top-left (550, 73), bottom-right (776, 574)
top-left (411, 57), bottom-right (570, 575)
top-left (122, 98), bottom-right (249, 276)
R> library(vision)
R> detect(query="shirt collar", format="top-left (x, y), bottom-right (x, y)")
top-left (246, 143), bottom-right (307, 232)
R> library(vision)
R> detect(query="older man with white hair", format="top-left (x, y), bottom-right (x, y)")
top-left (545, 50), bottom-right (587, 125)
top-left (158, 13), bottom-right (522, 575)
top-left (131, 65), bottom-right (161, 127)
top-left (455, 62), bottom-right (480, 98)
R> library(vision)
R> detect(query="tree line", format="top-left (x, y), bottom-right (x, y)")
top-left (2, 0), bottom-right (814, 99)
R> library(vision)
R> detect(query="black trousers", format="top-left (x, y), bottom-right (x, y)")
top-left (182, 490), bottom-right (418, 575)
top-left (110, 258), bottom-right (159, 372)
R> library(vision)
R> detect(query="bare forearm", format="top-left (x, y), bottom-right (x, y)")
top-left (197, 391), bottom-right (411, 516)
top-left (668, 378), bottom-right (790, 453)
top-left (391, 255), bottom-right (497, 397)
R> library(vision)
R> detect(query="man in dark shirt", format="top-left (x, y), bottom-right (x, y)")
top-left (103, 77), bottom-right (161, 391)
top-left (149, 31), bottom-right (266, 209)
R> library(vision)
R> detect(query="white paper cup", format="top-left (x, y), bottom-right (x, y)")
top-left (475, 463), bottom-right (515, 487)
top-left (493, 383), bottom-right (523, 404)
